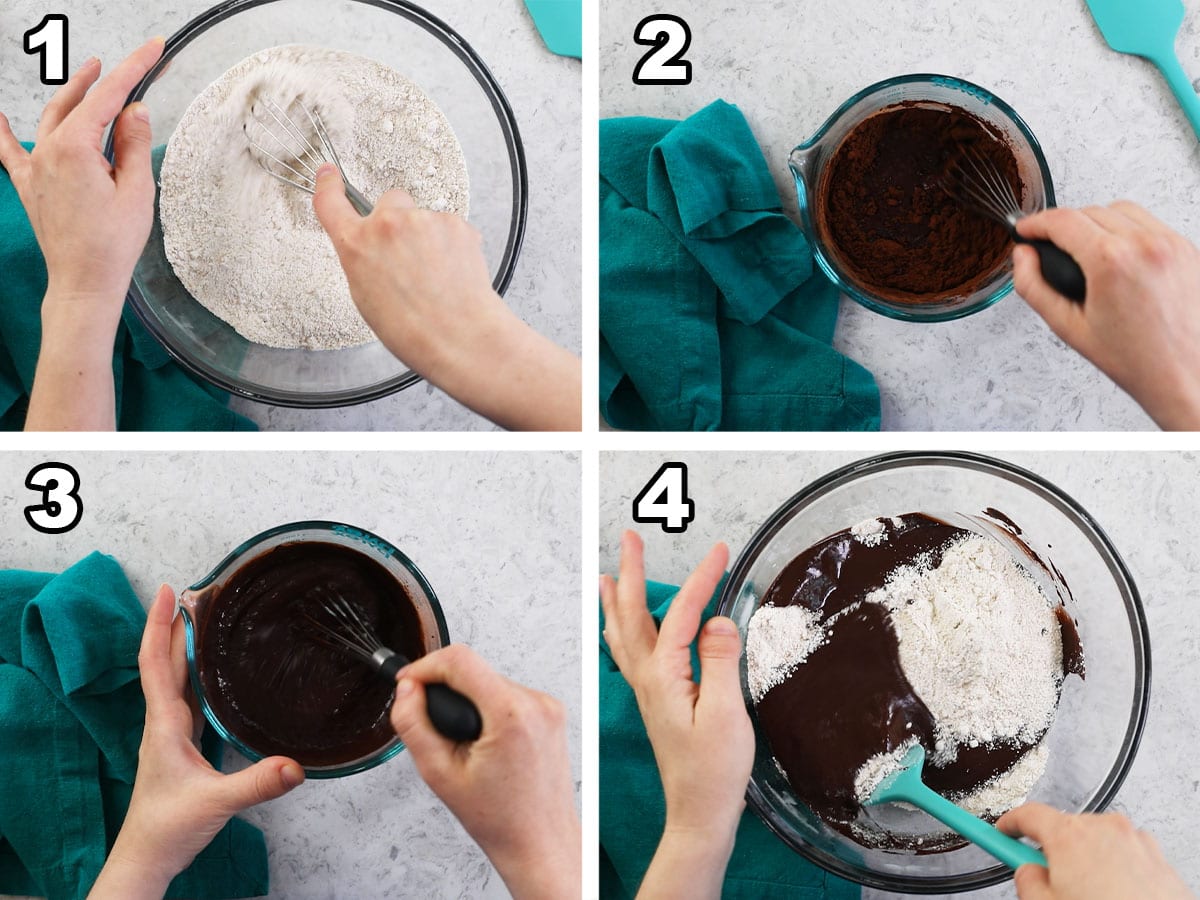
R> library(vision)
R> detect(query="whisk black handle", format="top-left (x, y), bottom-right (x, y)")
top-left (1014, 235), bottom-right (1087, 304)
top-left (380, 654), bottom-right (483, 742)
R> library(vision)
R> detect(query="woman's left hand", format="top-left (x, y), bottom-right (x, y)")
top-left (89, 585), bottom-right (305, 899)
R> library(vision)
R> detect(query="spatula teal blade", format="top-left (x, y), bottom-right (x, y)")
top-left (866, 745), bottom-right (1049, 870)
top-left (1085, 0), bottom-right (1200, 138)
top-left (524, 0), bottom-right (582, 59)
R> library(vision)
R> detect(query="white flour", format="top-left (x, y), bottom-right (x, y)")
top-left (748, 520), bottom-right (1066, 822)
top-left (870, 535), bottom-right (1063, 765)
top-left (159, 45), bottom-right (470, 350)
top-left (746, 604), bottom-right (825, 702)
top-left (850, 516), bottom-right (888, 547)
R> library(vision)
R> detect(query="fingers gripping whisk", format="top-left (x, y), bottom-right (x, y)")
top-left (243, 96), bottom-right (374, 216)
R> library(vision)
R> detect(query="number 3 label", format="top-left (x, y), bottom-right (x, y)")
top-left (632, 15), bottom-right (693, 85)
top-left (24, 462), bottom-right (83, 534)
top-left (633, 462), bottom-right (695, 533)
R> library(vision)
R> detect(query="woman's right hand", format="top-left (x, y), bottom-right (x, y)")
top-left (997, 804), bottom-right (1194, 900)
top-left (389, 645), bottom-right (580, 900)
top-left (1013, 203), bottom-right (1200, 431)
top-left (312, 166), bottom-right (581, 431)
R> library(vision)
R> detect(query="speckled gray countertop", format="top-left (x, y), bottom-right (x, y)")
top-left (600, 1), bottom-right (1200, 430)
top-left (0, 0), bottom-right (580, 431)
top-left (600, 450), bottom-right (1199, 899)
top-left (0, 450), bottom-right (581, 898)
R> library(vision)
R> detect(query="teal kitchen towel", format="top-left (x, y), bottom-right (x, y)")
top-left (0, 553), bottom-right (270, 899)
top-left (600, 100), bottom-right (880, 431)
top-left (599, 577), bottom-right (862, 899)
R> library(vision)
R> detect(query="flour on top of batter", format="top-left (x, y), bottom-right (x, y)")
top-left (159, 44), bottom-right (470, 350)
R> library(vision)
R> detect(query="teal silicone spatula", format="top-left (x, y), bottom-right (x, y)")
top-left (1085, 0), bottom-right (1200, 138)
top-left (865, 745), bottom-right (1049, 870)
top-left (524, 0), bottom-right (582, 59)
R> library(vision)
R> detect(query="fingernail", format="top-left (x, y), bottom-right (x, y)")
top-left (150, 35), bottom-right (166, 46)
top-left (705, 617), bottom-right (737, 636)
top-left (281, 763), bottom-right (304, 788)
top-left (80, 56), bottom-right (99, 70)
top-left (395, 677), bottom-right (415, 697)
top-left (129, 102), bottom-right (150, 123)
top-left (315, 162), bottom-right (337, 179)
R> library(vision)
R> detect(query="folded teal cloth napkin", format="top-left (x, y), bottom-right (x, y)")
top-left (599, 578), bottom-right (862, 899)
top-left (0, 553), bottom-right (270, 899)
top-left (600, 100), bottom-right (880, 431)
top-left (0, 142), bottom-right (256, 431)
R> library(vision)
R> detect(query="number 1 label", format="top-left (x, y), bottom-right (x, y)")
top-left (24, 15), bottom-right (70, 86)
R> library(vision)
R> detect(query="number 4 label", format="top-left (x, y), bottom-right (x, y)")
top-left (633, 462), bottom-right (695, 534)
top-left (632, 15), bottom-right (693, 85)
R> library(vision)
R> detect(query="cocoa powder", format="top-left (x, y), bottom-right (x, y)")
top-left (818, 103), bottom-right (1022, 304)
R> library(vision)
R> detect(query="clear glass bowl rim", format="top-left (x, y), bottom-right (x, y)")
top-left (791, 73), bottom-right (1057, 324)
top-left (180, 519), bottom-right (451, 779)
top-left (716, 451), bottom-right (1151, 892)
top-left (106, 0), bottom-right (530, 407)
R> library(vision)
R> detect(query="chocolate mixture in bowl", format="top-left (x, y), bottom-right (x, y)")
top-left (196, 541), bottom-right (427, 768)
top-left (746, 513), bottom-right (1083, 851)
top-left (818, 103), bottom-right (1022, 303)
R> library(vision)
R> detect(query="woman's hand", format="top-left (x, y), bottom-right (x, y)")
top-left (599, 531), bottom-right (754, 900)
top-left (389, 645), bottom-right (580, 900)
top-left (0, 38), bottom-right (164, 431)
top-left (1014, 203), bottom-right (1200, 431)
top-left (312, 166), bottom-right (581, 431)
top-left (89, 586), bottom-right (304, 900)
top-left (998, 804), bottom-right (1193, 900)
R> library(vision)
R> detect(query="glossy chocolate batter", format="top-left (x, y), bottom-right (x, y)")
top-left (196, 541), bottom-right (425, 767)
top-left (819, 103), bottom-right (1022, 303)
top-left (753, 513), bottom-right (1080, 847)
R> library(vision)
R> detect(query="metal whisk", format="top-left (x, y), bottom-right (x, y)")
top-left (940, 145), bottom-right (1087, 303)
top-left (303, 591), bottom-right (482, 742)
top-left (243, 96), bottom-right (374, 217)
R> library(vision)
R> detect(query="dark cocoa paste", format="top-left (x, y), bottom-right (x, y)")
top-left (819, 103), bottom-right (1022, 303)
top-left (196, 541), bottom-right (427, 768)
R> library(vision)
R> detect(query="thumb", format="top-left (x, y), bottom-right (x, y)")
top-left (312, 163), bottom-right (357, 244)
top-left (214, 756), bottom-right (304, 814)
top-left (696, 616), bottom-right (744, 712)
top-left (1013, 863), bottom-right (1053, 900)
top-left (1012, 244), bottom-right (1088, 350)
top-left (390, 676), bottom-right (455, 765)
top-left (112, 102), bottom-right (154, 196)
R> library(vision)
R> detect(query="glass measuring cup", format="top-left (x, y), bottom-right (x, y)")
top-left (178, 520), bottom-right (450, 778)
top-left (789, 74), bottom-right (1056, 323)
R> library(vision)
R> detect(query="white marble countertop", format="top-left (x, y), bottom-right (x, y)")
top-left (0, 450), bottom-right (581, 898)
top-left (600, 0), bottom-right (1200, 430)
top-left (0, 0), bottom-right (580, 431)
top-left (600, 450), bottom-right (1199, 899)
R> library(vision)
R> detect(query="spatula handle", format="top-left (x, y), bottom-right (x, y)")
top-left (1153, 52), bottom-right (1200, 140)
top-left (908, 782), bottom-right (1049, 869)
top-left (380, 654), bottom-right (483, 742)
top-left (1014, 234), bottom-right (1087, 303)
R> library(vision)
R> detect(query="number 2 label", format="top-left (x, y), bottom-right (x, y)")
top-left (633, 462), bottom-right (695, 533)
top-left (632, 15), bottom-right (693, 85)
top-left (24, 14), bottom-right (70, 86)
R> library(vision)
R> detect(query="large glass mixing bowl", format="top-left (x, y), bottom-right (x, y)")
top-left (108, 0), bottom-right (527, 407)
top-left (789, 74), bottom-right (1054, 323)
top-left (179, 521), bottom-right (450, 778)
top-left (717, 452), bottom-right (1149, 893)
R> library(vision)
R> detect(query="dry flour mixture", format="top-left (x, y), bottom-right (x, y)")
top-left (159, 45), bottom-right (470, 350)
